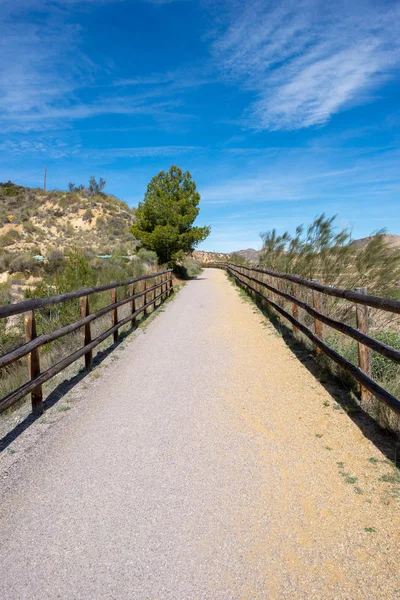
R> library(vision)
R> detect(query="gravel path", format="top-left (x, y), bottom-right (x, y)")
top-left (0, 268), bottom-right (399, 599)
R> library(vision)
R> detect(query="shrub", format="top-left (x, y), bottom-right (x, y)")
top-left (371, 331), bottom-right (400, 381)
top-left (183, 258), bottom-right (202, 278)
top-left (23, 221), bottom-right (39, 234)
top-left (9, 254), bottom-right (39, 274)
top-left (45, 250), bottom-right (64, 274)
top-left (136, 248), bottom-right (158, 267)
top-left (174, 259), bottom-right (202, 279)
top-left (0, 255), bottom-right (10, 272)
top-left (0, 181), bottom-right (22, 197)
top-left (259, 215), bottom-right (400, 298)
top-left (325, 329), bottom-right (400, 399)
top-left (82, 208), bottom-right (94, 222)
top-left (0, 230), bottom-right (22, 246)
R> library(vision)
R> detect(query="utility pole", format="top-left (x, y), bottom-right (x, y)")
top-left (43, 165), bottom-right (47, 192)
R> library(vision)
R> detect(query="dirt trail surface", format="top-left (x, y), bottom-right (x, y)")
top-left (1, 268), bottom-right (399, 599)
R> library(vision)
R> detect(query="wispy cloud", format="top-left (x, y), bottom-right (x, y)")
top-left (0, 138), bottom-right (202, 160)
top-left (200, 145), bottom-right (400, 205)
top-left (212, 0), bottom-right (400, 130)
top-left (0, 0), bottom-right (194, 132)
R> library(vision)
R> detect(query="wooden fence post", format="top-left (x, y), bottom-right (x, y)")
top-left (278, 279), bottom-right (285, 308)
top-left (155, 276), bottom-right (159, 307)
top-left (24, 310), bottom-right (43, 415)
top-left (110, 288), bottom-right (118, 344)
top-left (143, 278), bottom-right (148, 315)
top-left (260, 273), bottom-right (268, 309)
top-left (270, 276), bottom-right (276, 304)
top-left (129, 283), bottom-right (137, 327)
top-left (291, 283), bottom-right (299, 336)
top-left (164, 273), bottom-right (168, 299)
top-left (355, 287), bottom-right (371, 405)
top-left (312, 280), bottom-right (323, 354)
top-left (169, 272), bottom-right (173, 296)
top-left (79, 296), bottom-right (92, 369)
top-left (151, 275), bottom-right (155, 311)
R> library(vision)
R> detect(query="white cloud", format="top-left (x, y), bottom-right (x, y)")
top-left (212, 0), bottom-right (400, 130)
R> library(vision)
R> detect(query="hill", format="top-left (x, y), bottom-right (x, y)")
top-left (0, 182), bottom-right (137, 261)
top-left (351, 234), bottom-right (400, 249)
top-left (232, 248), bottom-right (261, 263)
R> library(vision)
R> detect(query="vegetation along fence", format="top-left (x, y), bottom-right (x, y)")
top-left (0, 270), bottom-right (173, 416)
top-left (216, 262), bottom-right (400, 416)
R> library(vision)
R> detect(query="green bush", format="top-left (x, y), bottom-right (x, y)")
top-left (371, 330), bottom-right (400, 381)
top-left (45, 250), bottom-right (64, 274)
top-left (325, 329), bottom-right (400, 387)
top-left (136, 248), bottom-right (158, 267)
top-left (9, 254), bottom-right (39, 274)
top-left (183, 258), bottom-right (202, 278)
top-left (0, 230), bottom-right (21, 246)
top-left (83, 208), bottom-right (94, 222)
top-left (173, 259), bottom-right (202, 279)
top-left (23, 221), bottom-right (40, 234)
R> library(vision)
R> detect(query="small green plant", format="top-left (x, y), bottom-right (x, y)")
top-left (315, 433), bottom-right (323, 438)
top-left (368, 457), bottom-right (379, 464)
top-left (379, 473), bottom-right (399, 483)
top-left (57, 405), bottom-right (71, 412)
top-left (355, 487), bottom-right (363, 494)
top-left (325, 446), bottom-right (333, 451)
top-left (364, 527), bottom-right (376, 533)
top-left (344, 475), bottom-right (357, 484)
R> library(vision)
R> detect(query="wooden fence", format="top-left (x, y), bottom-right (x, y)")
top-left (214, 262), bottom-right (400, 415)
top-left (0, 270), bottom-right (173, 416)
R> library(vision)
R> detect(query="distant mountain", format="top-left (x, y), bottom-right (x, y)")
top-left (0, 182), bottom-right (137, 257)
top-left (351, 234), bottom-right (400, 249)
top-left (192, 248), bottom-right (261, 265)
top-left (232, 248), bottom-right (261, 263)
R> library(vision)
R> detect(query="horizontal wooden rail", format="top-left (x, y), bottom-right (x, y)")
top-left (222, 263), bottom-right (400, 415)
top-left (0, 279), bottom-right (165, 370)
top-left (228, 265), bottom-right (400, 365)
top-left (211, 262), bottom-right (400, 314)
top-left (0, 270), bottom-right (172, 319)
top-left (0, 270), bottom-right (174, 414)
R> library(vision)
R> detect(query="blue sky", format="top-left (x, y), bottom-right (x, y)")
top-left (1, 0), bottom-right (400, 252)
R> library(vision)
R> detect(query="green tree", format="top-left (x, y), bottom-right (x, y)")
top-left (131, 165), bottom-right (210, 264)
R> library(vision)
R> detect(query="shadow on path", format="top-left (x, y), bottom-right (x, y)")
top-left (0, 327), bottom-right (134, 453)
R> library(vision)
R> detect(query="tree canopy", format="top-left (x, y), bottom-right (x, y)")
top-left (131, 165), bottom-right (210, 264)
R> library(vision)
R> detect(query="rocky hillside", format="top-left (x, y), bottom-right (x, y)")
top-left (192, 251), bottom-right (230, 264)
top-left (0, 182), bottom-right (137, 260)
top-left (192, 249), bottom-right (261, 264)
